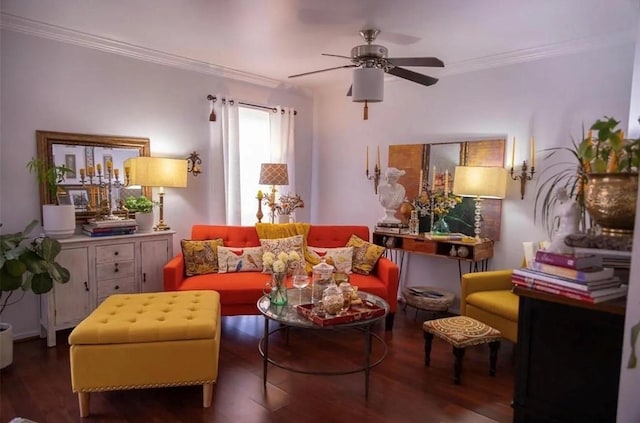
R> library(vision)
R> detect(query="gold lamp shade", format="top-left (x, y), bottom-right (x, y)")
top-left (259, 163), bottom-right (289, 186)
top-left (124, 157), bottom-right (188, 230)
top-left (452, 166), bottom-right (508, 199)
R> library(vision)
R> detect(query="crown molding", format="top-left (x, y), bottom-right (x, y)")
top-left (0, 13), bottom-right (295, 91)
top-left (2, 12), bottom-right (635, 91)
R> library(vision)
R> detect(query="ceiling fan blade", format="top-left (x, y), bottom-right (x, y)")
top-left (387, 57), bottom-right (444, 67)
top-left (322, 53), bottom-right (352, 60)
top-left (288, 64), bottom-right (356, 79)
top-left (347, 85), bottom-right (352, 96)
top-left (387, 67), bottom-right (439, 86)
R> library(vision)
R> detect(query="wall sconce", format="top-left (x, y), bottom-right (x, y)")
top-left (509, 136), bottom-right (536, 199)
top-left (186, 151), bottom-right (202, 176)
top-left (365, 145), bottom-right (382, 194)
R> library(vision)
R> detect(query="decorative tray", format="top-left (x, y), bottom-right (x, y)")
top-left (296, 300), bottom-right (386, 327)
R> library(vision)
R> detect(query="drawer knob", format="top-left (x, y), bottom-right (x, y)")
top-left (114, 285), bottom-right (120, 290)
top-left (114, 251), bottom-right (119, 256)
top-left (84, 281), bottom-right (89, 292)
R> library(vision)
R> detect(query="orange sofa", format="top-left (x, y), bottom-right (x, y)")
top-left (164, 225), bottom-right (400, 329)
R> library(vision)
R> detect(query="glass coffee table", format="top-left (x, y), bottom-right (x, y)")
top-left (257, 288), bottom-right (389, 398)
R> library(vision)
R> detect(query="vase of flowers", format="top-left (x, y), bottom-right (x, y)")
top-left (274, 193), bottom-right (304, 222)
top-left (412, 190), bottom-right (462, 233)
top-left (262, 250), bottom-right (301, 305)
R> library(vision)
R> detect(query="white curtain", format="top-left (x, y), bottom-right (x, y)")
top-left (209, 96), bottom-right (241, 224)
top-left (269, 106), bottom-right (296, 194)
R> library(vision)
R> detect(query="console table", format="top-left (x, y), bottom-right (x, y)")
top-left (513, 286), bottom-right (625, 422)
top-left (372, 232), bottom-right (494, 279)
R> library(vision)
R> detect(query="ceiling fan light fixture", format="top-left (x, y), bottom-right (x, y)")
top-left (352, 68), bottom-right (384, 103)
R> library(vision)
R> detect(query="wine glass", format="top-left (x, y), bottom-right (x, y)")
top-left (292, 274), bottom-right (310, 305)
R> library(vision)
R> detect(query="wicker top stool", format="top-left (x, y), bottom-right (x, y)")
top-left (402, 286), bottom-right (455, 319)
top-left (423, 315), bottom-right (501, 384)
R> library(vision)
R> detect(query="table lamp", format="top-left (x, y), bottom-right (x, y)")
top-left (258, 163), bottom-right (289, 223)
top-left (124, 157), bottom-right (187, 230)
top-left (452, 166), bottom-right (507, 240)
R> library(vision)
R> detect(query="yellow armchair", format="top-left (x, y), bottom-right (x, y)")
top-left (461, 270), bottom-right (519, 343)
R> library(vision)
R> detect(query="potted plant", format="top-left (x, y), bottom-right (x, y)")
top-left (535, 116), bottom-right (639, 236)
top-left (124, 195), bottom-right (156, 232)
top-left (274, 193), bottom-right (304, 223)
top-left (27, 158), bottom-right (76, 238)
top-left (0, 220), bottom-right (71, 368)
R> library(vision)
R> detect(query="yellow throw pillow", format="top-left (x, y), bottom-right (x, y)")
top-left (307, 246), bottom-right (354, 274)
top-left (181, 238), bottom-right (224, 276)
top-left (260, 234), bottom-right (305, 273)
top-left (217, 246), bottom-right (264, 273)
top-left (346, 234), bottom-right (385, 275)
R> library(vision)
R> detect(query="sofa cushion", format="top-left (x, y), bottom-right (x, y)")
top-left (466, 290), bottom-right (519, 322)
top-left (307, 246), bottom-right (353, 273)
top-left (179, 272), bottom-right (277, 306)
top-left (217, 246), bottom-right (264, 273)
top-left (181, 239), bottom-right (224, 276)
top-left (259, 235), bottom-right (305, 273)
top-left (347, 234), bottom-right (385, 275)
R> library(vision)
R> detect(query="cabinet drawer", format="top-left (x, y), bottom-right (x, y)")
top-left (97, 277), bottom-right (136, 298)
top-left (402, 238), bottom-right (436, 254)
top-left (96, 261), bottom-right (134, 280)
top-left (96, 243), bottom-right (135, 263)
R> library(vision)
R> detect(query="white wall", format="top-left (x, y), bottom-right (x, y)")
top-left (0, 29), bottom-right (313, 338)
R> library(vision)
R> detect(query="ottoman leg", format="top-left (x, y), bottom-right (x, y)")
top-left (489, 341), bottom-right (500, 376)
top-left (78, 392), bottom-right (90, 417)
top-left (423, 332), bottom-right (434, 366)
top-left (453, 347), bottom-right (465, 384)
top-left (203, 382), bottom-right (214, 407)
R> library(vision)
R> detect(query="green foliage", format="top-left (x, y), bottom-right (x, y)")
top-left (26, 158), bottom-right (73, 200)
top-left (124, 195), bottom-right (155, 213)
top-left (578, 116), bottom-right (640, 173)
top-left (0, 220), bottom-right (70, 314)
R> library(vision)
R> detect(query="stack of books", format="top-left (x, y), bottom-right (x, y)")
top-left (375, 222), bottom-right (408, 234)
top-left (83, 218), bottom-right (137, 237)
top-left (512, 249), bottom-right (628, 304)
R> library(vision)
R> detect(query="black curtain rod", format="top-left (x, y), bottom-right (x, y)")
top-left (206, 95), bottom-right (297, 116)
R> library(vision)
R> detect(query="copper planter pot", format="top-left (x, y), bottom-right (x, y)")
top-left (584, 173), bottom-right (638, 236)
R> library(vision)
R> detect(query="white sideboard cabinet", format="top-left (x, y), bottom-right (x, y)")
top-left (40, 231), bottom-right (174, 347)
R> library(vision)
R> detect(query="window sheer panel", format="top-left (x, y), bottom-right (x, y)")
top-left (239, 107), bottom-right (270, 225)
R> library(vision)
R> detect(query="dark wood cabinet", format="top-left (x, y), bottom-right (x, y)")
top-left (513, 287), bottom-right (626, 423)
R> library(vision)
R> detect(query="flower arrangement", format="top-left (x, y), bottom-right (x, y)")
top-left (274, 193), bottom-right (304, 216)
top-left (412, 190), bottom-right (462, 218)
top-left (262, 250), bottom-right (301, 275)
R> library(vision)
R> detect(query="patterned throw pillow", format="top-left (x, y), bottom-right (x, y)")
top-left (217, 246), bottom-right (264, 273)
top-left (346, 234), bottom-right (385, 275)
top-left (181, 238), bottom-right (224, 276)
top-left (307, 246), bottom-right (354, 274)
top-left (260, 234), bottom-right (305, 273)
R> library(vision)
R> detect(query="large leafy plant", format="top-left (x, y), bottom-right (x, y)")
top-left (0, 220), bottom-right (70, 314)
top-left (27, 158), bottom-right (73, 201)
top-left (579, 116), bottom-right (640, 173)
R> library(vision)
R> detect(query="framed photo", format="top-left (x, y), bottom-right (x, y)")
top-left (84, 146), bottom-right (94, 169)
top-left (65, 154), bottom-right (77, 179)
top-left (67, 188), bottom-right (90, 211)
top-left (56, 192), bottom-right (72, 206)
top-left (103, 154), bottom-right (113, 173)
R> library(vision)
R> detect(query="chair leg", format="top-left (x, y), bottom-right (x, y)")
top-left (453, 346), bottom-right (465, 384)
top-left (423, 332), bottom-right (434, 366)
top-left (203, 382), bottom-right (214, 407)
top-left (489, 341), bottom-right (500, 376)
top-left (78, 392), bottom-right (90, 417)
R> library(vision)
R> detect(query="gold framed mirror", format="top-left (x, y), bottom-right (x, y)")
top-left (36, 130), bottom-right (151, 222)
top-left (389, 138), bottom-right (506, 240)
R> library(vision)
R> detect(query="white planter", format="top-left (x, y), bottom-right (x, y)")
top-left (278, 214), bottom-right (292, 224)
top-left (42, 204), bottom-right (76, 239)
top-left (0, 322), bottom-right (13, 369)
top-left (135, 212), bottom-right (154, 232)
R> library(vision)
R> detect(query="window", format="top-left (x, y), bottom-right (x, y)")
top-left (238, 107), bottom-right (270, 225)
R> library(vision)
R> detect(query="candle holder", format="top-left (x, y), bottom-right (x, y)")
top-left (510, 161), bottom-right (535, 200)
top-left (366, 164), bottom-right (381, 194)
top-left (80, 166), bottom-right (126, 219)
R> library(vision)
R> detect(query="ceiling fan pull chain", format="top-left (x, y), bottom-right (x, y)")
top-left (363, 100), bottom-right (369, 120)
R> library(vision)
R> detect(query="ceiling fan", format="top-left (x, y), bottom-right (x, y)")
top-left (288, 28), bottom-right (445, 91)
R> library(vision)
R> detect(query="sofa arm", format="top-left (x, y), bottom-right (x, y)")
top-left (460, 269), bottom-right (513, 315)
top-left (163, 254), bottom-right (186, 291)
top-left (375, 256), bottom-right (400, 313)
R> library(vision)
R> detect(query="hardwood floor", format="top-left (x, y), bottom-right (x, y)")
top-left (0, 306), bottom-right (515, 423)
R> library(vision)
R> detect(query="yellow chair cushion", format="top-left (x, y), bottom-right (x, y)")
top-left (69, 291), bottom-right (220, 345)
top-left (466, 290), bottom-right (519, 322)
top-left (423, 316), bottom-right (501, 348)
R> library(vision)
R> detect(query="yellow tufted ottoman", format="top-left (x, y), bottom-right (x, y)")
top-left (68, 290), bottom-right (221, 417)
top-left (423, 316), bottom-right (501, 384)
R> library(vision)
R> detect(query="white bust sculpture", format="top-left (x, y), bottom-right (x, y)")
top-left (547, 187), bottom-right (580, 254)
top-left (378, 167), bottom-right (406, 224)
